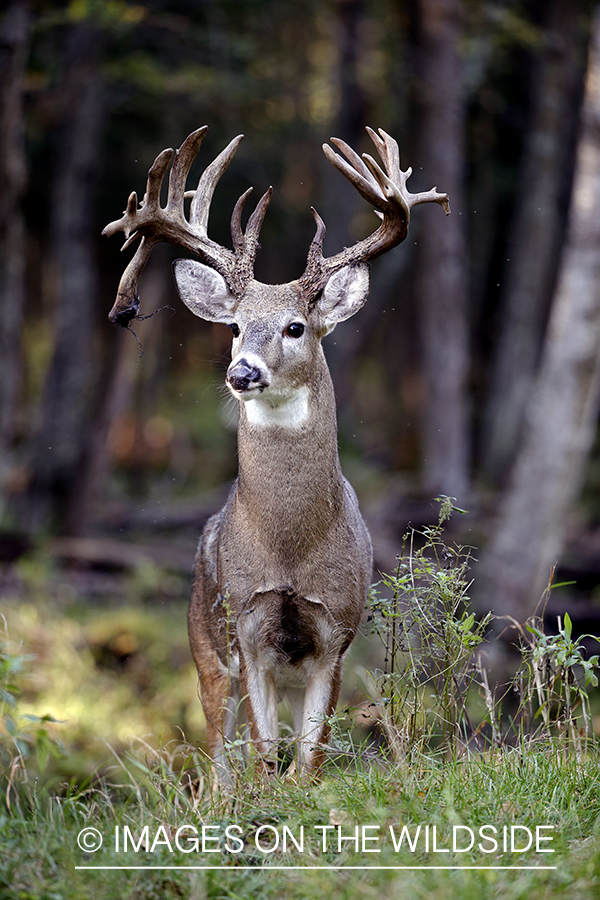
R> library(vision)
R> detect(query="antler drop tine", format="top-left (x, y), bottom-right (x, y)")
top-left (231, 187), bottom-right (253, 253)
top-left (108, 235), bottom-right (157, 325)
top-left (167, 126), bottom-right (208, 213)
top-left (190, 134), bottom-right (244, 231)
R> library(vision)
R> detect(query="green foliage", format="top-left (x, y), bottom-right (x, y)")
top-left (367, 499), bottom-right (600, 760)
top-left (0, 621), bottom-right (66, 773)
top-left (517, 611), bottom-right (600, 752)
top-left (368, 498), bottom-right (491, 757)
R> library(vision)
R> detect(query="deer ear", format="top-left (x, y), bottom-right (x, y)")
top-left (173, 259), bottom-right (237, 323)
top-left (316, 263), bottom-right (370, 333)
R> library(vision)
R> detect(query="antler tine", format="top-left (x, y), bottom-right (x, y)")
top-left (299, 125), bottom-right (450, 303)
top-left (231, 187), bottom-right (253, 253)
top-left (322, 141), bottom-right (386, 208)
top-left (244, 186), bottom-right (272, 247)
top-left (228, 186), bottom-right (273, 294)
top-left (365, 126), bottom-right (400, 177)
top-left (330, 137), bottom-right (374, 183)
top-left (145, 148), bottom-right (175, 212)
top-left (190, 134), bottom-right (244, 232)
top-left (301, 207), bottom-right (327, 289)
top-left (309, 206), bottom-right (327, 254)
top-left (167, 126), bottom-right (208, 215)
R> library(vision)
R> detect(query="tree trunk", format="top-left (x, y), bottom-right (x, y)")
top-left (321, 0), bottom-right (368, 402)
top-left (63, 262), bottom-right (170, 536)
top-left (0, 1), bottom-right (29, 511)
top-left (475, 8), bottom-right (600, 622)
top-left (482, 0), bottom-right (590, 483)
top-left (24, 24), bottom-right (105, 534)
top-left (415, 0), bottom-right (469, 501)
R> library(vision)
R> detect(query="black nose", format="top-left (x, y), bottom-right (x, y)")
top-left (227, 360), bottom-right (263, 392)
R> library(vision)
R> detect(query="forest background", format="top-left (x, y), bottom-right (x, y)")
top-left (3, 0), bottom-right (600, 767)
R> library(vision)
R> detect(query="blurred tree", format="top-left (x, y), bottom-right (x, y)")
top-left (482, 0), bottom-right (590, 483)
top-left (24, 18), bottom-right (105, 534)
top-left (0, 1), bottom-right (30, 514)
top-left (476, 5), bottom-right (600, 622)
top-left (414, 0), bottom-right (470, 500)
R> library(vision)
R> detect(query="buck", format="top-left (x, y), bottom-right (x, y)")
top-left (104, 126), bottom-right (449, 779)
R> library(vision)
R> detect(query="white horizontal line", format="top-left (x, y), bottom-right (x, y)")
top-left (75, 865), bottom-right (557, 871)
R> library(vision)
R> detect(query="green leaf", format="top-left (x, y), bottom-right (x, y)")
top-left (5, 715), bottom-right (19, 735)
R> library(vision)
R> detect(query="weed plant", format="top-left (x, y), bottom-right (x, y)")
top-left (366, 498), bottom-right (600, 761)
top-left (367, 497), bottom-right (491, 759)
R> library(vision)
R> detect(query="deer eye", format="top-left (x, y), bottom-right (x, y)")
top-left (231, 323), bottom-right (240, 338)
top-left (285, 322), bottom-right (305, 338)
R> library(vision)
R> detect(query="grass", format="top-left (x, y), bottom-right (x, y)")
top-left (2, 499), bottom-right (600, 898)
top-left (2, 745), bottom-right (600, 898)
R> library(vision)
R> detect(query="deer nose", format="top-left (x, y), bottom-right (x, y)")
top-left (227, 359), bottom-right (266, 393)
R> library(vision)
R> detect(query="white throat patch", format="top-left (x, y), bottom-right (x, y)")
top-left (243, 386), bottom-right (310, 429)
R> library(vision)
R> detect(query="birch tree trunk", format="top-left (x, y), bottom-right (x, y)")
top-left (476, 8), bottom-right (600, 622)
top-left (415, 0), bottom-right (469, 500)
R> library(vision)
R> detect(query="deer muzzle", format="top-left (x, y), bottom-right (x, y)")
top-left (227, 358), bottom-right (270, 394)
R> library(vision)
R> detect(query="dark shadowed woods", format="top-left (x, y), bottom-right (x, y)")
top-left (1, 0), bottom-right (600, 650)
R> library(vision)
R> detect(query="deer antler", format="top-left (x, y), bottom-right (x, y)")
top-left (103, 127), bottom-right (271, 325)
top-left (299, 127), bottom-right (450, 302)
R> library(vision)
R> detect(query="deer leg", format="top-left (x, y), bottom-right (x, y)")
top-left (189, 583), bottom-right (240, 782)
top-left (238, 648), bottom-right (279, 771)
top-left (300, 656), bottom-right (343, 773)
top-left (198, 664), bottom-right (239, 780)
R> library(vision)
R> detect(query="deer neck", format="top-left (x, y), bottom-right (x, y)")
top-left (234, 348), bottom-right (344, 543)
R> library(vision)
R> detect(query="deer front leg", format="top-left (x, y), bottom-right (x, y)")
top-left (189, 586), bottom-right (240, 783)
top-left (237, 647), bottom-right (279, 772)
top-left (299, 656), bottom-right (343, 773)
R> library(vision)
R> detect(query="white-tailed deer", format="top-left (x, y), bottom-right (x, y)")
top-left (104, 126), bottom-right (449, 780)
